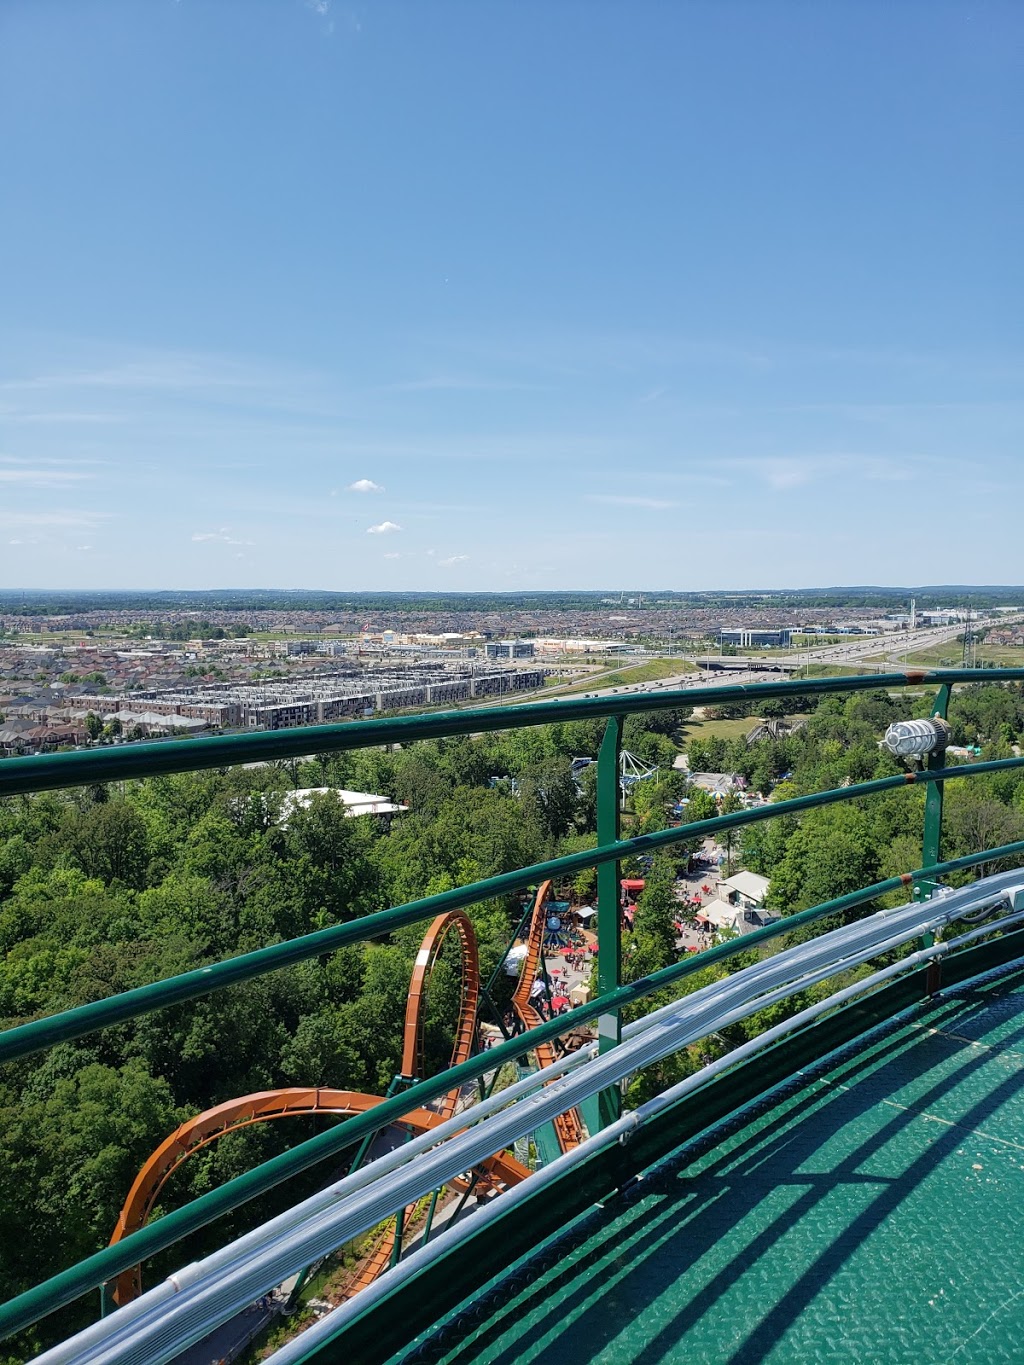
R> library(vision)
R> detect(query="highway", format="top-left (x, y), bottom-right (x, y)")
top-left (469, 614), bottom-right (1024, 713)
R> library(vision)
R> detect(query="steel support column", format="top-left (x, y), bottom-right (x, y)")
top-left (915, 684), bottom-right (951, 902)
top-left (596, 714), bottom-right (624, 1127)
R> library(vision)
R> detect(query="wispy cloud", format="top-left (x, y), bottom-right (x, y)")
top-left (585, 494), bottom-right (678, 510)
top-left (0, 410), bottom-right (125, 425)
top-left (724, 454), bottom-right (922, 490)
top-left (439, 554), bottom-right (469, 566)
top-left (382, 374), bottom-right (541, 394)
top-left (382, 551), bottom-right (402, 559)
top-left (0, 509), bottom-right (107, 529)
top-left (192, 528), bottom-right (254, 546)
top-left (347, 478), bottom-right (384, 493)
top-left (367, 521), bottom-right (401, 534)
top-left (0, 467), bottom-right (93, 486)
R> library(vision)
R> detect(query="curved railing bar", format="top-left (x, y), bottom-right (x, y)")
top-left (260, 912), bottom-right (1024, 1365)
top-left (4, 753), bottom-right (1024, 1068)
top-left (2, 667), bottom-right (1022, 797)
top-left (4, 837), bottom-right (1024, 1344)
top-left (38, 871), bottom-right (1024, 1365)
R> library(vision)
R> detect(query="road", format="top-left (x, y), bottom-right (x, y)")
top-left (470, 614), bottom-right (1024, 715)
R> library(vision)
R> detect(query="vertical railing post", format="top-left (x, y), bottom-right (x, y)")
top-left (596, 714), bottom-right (624, 1127)
top-left (915, 684), bottom-right (951, 903)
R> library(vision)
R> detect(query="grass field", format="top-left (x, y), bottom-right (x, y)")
top-left (864, 639), bottom-right (1024, 669)
top-left (680, 715), bottom-right (758, 745)
top-left (554, 658), bottom-right (696, 695)
top-left (799, 662), bottom-right (873, 678)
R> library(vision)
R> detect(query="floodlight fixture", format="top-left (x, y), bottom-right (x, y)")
top-left (882, 717), bottom-right (951, 759)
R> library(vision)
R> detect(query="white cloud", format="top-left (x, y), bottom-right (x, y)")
top-left (367, 521), bottom-right (401, 535)
top-left (347, 478), bottom-right (384, 493)
top-left (439, 554), bottom-right (469, 567)
top-left (586, 494), bottom-right (677, 510)
top-left (191, 528), bottom-right (254, 546)
top-left (383, 552), bottom-right (402, 559)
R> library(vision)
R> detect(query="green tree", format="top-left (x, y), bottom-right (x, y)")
top-left (625, 855), bottom-right (678, 981)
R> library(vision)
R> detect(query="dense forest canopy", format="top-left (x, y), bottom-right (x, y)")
top-left (3, 683), bottom-right (1024, 1356)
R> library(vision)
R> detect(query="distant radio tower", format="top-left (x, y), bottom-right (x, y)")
top-left (910, 597), bottom-right (916, 632)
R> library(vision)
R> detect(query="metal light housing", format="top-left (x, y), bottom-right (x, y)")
top-left (882, 717), bottom-right (952, 759)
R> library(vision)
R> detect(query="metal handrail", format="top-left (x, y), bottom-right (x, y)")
top-left (2, 668), bottom-right (1024, 1344)
top-left (3, 754), bottom-right (1023, 1067)
top-left (2, 667), bottom-right (1022, 797)
top-left (33, 870), bottom-right (1024, 1365)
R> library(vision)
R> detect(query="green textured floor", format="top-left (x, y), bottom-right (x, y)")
top-left (406, 970), bottom-right (1024, 1364)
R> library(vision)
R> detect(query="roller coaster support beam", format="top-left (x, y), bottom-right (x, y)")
top-left (390, 1207), bottom-right (407, 1269)
top-left (481, 901), bottom-right (535, 1039)
top-left (596, 714), bottom-right (624, 1127)
top-left (479, 984), bottom-right (510, 1040)
top-left (421, 1186), bottom-right (442, 1246)
top-left (916, 684), bottom-right (951, 903)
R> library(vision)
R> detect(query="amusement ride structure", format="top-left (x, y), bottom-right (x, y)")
top-left (105, 881), bottom-right (586, 1309)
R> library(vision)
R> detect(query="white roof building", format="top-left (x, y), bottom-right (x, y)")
top-left (717, 870), bottom-right (771, 907)
top-left (279, 788), bottom-right (408, 820)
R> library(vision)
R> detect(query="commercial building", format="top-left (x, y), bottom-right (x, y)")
top-left (74, 662), bottom-right (548, 733)
top-left (719, 629), bottom-right (792, 649)
top-left (532, 638), bottom-right (629, 655)
top-left (484, 640), bottom-right (535, 659)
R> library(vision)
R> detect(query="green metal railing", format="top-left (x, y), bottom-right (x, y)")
top-left (2, 667), bottom-right (1024, 1346)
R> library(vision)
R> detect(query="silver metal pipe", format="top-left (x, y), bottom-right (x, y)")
top-left (39, 871), bottom-right (1024, 1365)
top-left (265, 903), bottom-right (1024, 1364)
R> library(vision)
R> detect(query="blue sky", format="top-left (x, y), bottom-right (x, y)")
top-left (0, 1), bottom-right (1021, 592)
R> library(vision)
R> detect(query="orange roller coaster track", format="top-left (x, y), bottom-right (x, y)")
top-left (512, 880), bottom-right (586, 1153)
top-left (109, 891), bottom-right (584, 1307)
top-left (400, 909), bottom-right (480, 1120)
top-left (107, 1087), bottom-right (526, 1307)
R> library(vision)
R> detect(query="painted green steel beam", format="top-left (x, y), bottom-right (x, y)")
top-left (596, 714), bottom-right (624, 1127)
top-left (3, 833), bottom-right (1024, 1343)
top-left (3, 668), bottom-right (1023, 797)
top-left (3, 752), bottom-right (1024, 1069)
top-left (917, 684), bottom-right (951, 902)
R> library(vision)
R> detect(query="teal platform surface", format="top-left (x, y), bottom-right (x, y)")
top-left (403, 967), bottom-right (1024, 1364)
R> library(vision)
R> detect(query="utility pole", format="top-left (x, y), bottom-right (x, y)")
top-left (962, 602), bottom-right (977, 669)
